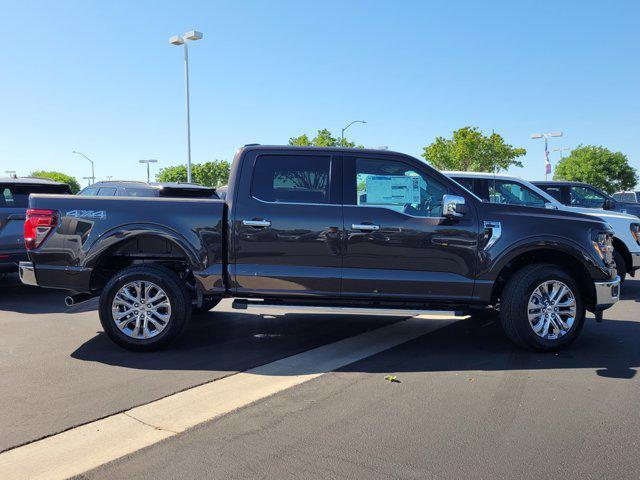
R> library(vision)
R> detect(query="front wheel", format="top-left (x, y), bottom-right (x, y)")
top-left (99, 265), bottom-right (192, 351)
top-left (500, 264), bottom-right (585, 351)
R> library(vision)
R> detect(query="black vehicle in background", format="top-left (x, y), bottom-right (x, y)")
top-left (78, 181), bottom-right (219, 199)
top-left (533, 181), bottom-right (640, 219)
top-left (1, 177), bottom-right (71, 274)
top-left (20, 146), bottom-right (620, 352)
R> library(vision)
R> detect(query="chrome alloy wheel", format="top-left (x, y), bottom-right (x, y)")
top-left (111, 281), bottom-right (172, 339)
top-left (527, 280), bottom-right (577, 340)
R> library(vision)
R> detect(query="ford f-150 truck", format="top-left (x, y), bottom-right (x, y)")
top-left (20, 146), bottom-right (620, 352)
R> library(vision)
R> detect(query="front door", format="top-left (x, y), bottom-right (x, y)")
top-left (232, 150), bottom-right (342, 297)
top-left (341, 155), bottom-right (478, 302)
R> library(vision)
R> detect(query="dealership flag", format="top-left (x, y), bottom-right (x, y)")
top-left (544, 142), bottom-right (552, 175)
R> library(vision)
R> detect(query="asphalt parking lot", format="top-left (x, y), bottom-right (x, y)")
top-left (1, 273), bottom-right (640, 479)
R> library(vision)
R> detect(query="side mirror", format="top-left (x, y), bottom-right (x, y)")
top-left (603, 199), bottom-right (615, 210)
top-left (442, 194), bottom-right (466, 218)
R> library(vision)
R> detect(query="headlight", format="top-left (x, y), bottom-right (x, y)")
top-left (631, 223), bottom-right (640, 245)
top-left (591, 231), bottom-right (614, 264)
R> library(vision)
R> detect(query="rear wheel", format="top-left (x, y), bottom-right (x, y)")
top-left (613, 249), bottom-right (627, 285)
top-left (500, 264), bottom-right (585, 351)
top-left (99, 265), bottom-right (191, 351)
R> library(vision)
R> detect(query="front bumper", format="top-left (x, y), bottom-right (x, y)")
top-left (19, 261), bottom-right (38, 286)
top-left (631, 253), bottom-right (640, 269)
top-left (594, 275), bottom-right (620, 309)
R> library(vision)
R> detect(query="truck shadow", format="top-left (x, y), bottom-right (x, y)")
top-left (71, 309), bottom-right (640, 381)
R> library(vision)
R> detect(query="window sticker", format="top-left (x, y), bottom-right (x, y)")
top-left (364, 175), bottom-right (421, 205)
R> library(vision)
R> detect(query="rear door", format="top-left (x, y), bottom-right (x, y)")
top-left (231, 150), bottom-right (343, 297)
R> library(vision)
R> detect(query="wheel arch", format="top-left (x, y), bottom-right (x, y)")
top-left (86, 225), bottom-right (201, 293)
top-left (489, 245), bottom-right (598, 311)
top-left (611, 236), bottom-right (631, 272)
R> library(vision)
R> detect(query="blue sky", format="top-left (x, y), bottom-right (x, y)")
top-left (1, 0), bottom-right (638, 186)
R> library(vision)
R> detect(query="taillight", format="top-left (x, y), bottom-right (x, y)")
top-left (24, 209), bottom-right (58, 250)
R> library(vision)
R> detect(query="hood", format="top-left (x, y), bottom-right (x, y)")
top-left (561, 206), bottom-right (639, 222)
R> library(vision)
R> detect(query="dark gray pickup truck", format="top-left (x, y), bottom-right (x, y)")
top-left (20, 146), bottom-right (620, 351)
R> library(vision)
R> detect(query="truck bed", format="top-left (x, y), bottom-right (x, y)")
top-left (26, 194), bottom-right (227, 294)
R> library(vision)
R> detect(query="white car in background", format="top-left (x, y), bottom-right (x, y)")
top-left (446, 171), bottom-right (640, 284)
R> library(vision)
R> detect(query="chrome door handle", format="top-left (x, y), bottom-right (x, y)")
top-left (352, 224), bottom-right (380, 231)
top-left (242, 219), bottom-right (271, 228)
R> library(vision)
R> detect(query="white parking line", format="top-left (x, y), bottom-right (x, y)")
top-left (0, 316), bottom-right (459, 480)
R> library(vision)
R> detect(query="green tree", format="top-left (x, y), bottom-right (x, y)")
top-left (30, 170), bottom-right (81, 193)
top-left (554, 145), bottom-right (638, 194)
top-left (289, 128), bottom-right (361, 148)
top-left (156, 160), bottom-right (230, 187)
top-left (422, 126), bottom-right (526, 172)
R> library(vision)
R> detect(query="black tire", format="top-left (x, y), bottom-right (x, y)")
top-left (192, 297), bottom-right (221, 314)
top-left (613, 249), bottom-right (627, 285)
top-left (99, 265), bottom-right (191, 351)
top-left (500, 264), bottom-right (585, 351)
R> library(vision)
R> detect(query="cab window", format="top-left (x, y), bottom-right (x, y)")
top-left (488, 180), bottom-right (546, 208)
top-left (354, 157), bottom-right (447, 217)
top-left (251, 154), bottom-right (331, 204)
top-left (97, 187), bottom-right (117, 196)
top-left (542, 186), bottom-right (563, 202)
top-left (79, 187), bottom-right (99, 196)
top-left (570, 186), bottom-right (606, 208)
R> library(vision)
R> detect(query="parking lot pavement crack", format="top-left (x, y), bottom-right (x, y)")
top-left (122, 412), bottom-right (180, 435)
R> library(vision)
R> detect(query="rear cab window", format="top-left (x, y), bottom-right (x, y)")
top-left (251, 154), bottom-right (332, 204)
top-left (541, 186), bottom-right (563, 202)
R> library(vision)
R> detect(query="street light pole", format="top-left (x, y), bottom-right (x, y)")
top-left (340, 120), bottom-right (366, 145)
top-left (73, 150), bottom-right (95, 184)
top-left (170, 30), bottom-right (203, 183)
top-left (139, 159), bottom-right (158, 183)
top-left (82, 176), bottom-right (93, 187)
top-left (554, 146), bottom-right (570, 162)
top-left (5, 170), bottom-right (16, 178)
top-left (531, 132), bottom-right (563, 181)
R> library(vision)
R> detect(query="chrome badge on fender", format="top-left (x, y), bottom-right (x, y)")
top-left (66, 210), bottom-right (107, 219)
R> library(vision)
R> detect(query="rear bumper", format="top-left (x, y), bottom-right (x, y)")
top-left (594, 275), bottom-right (620, 310)
top-left (0, 250), bottom-right (28, 272)
top-left (19, 261), bottom-right (38, 286)
top-left (19, 261), bottom-right (92, 291)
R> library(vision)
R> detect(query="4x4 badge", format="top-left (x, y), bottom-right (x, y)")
top-left (66, 210), bottom-right (107, 220)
